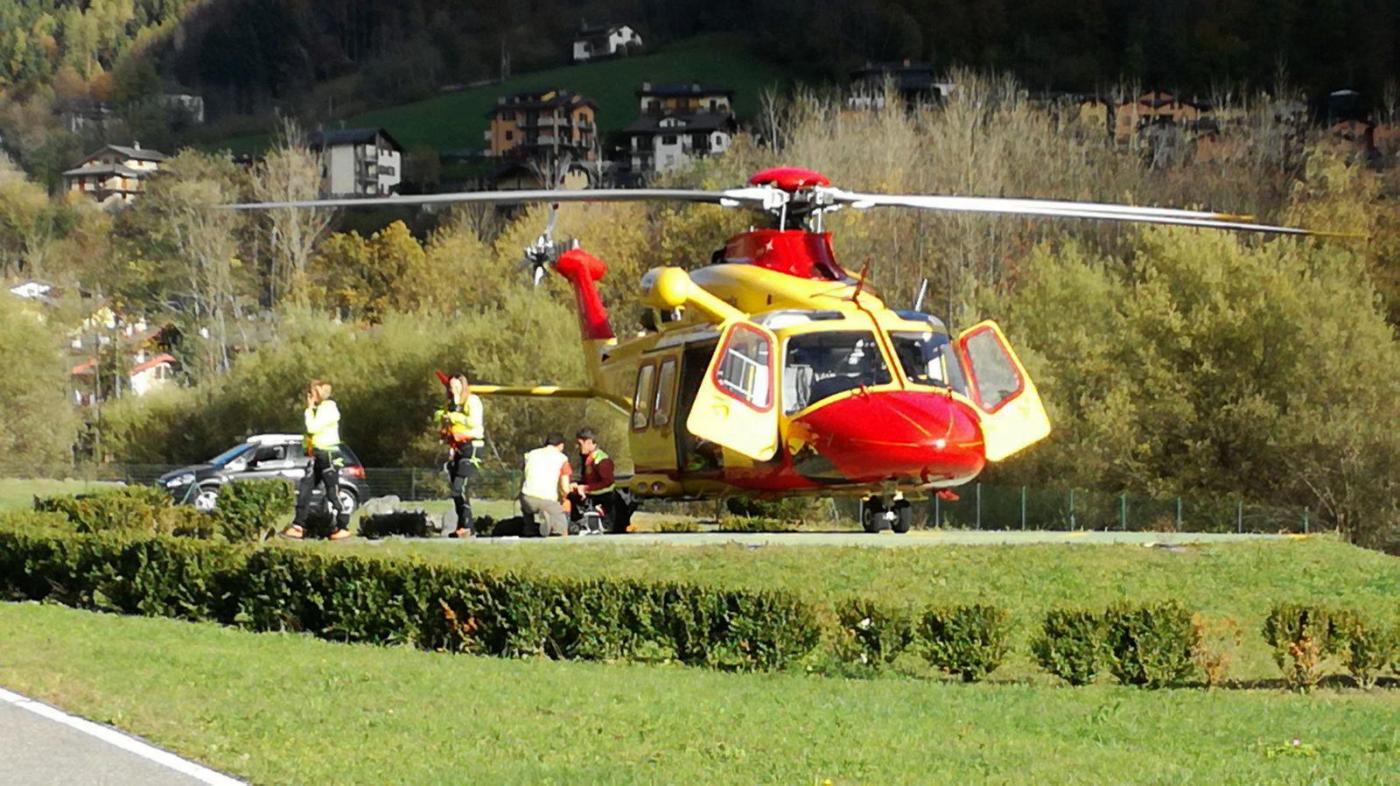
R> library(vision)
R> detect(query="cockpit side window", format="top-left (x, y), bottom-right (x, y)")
top-left (783, 331), bottom-right (892, 414)
top-left (891, 331), bottom-right (969, 396)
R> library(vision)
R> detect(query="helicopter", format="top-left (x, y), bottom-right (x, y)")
top-left (233, 166), bottom-right (1325, 532)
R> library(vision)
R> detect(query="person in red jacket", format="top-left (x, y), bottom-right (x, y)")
top-left (569, 427), bottom-right (626, 533)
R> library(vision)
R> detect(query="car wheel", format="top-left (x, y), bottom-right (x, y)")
top-left (193, 485), bottom-right (220, 513)
top-left (337, 488), bottom-right (358, 516)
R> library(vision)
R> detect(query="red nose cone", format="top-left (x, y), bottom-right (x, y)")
top-left (748, 167), bottom-right (831, 190)
top-left (792, 391), bottom-right (984, 484)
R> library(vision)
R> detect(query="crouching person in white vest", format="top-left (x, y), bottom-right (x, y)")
top-left (519, 432), bottom-right (572, 537)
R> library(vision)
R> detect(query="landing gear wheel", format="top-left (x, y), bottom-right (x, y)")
top-left (860, 498), bottom-right (891, 533)
top-left (891, 500), bottom-right (913, 533)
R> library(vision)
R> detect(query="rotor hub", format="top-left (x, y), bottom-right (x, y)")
top-left (748, 167), bottom-right (831, 192)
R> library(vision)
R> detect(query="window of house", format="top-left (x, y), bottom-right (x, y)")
top-left (661, 135), bottom-right (677, 145)
top-left (505, 130), bottom-right (514, 141)
top-left (632, 364), bottom-right (656, 429)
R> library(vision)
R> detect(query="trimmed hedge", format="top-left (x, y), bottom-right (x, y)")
top-left (213, 480), bottom-right (295, 542)
top-left (1104, 600), bottom-right (1199, 688)
top-left (0, 528), bottom-right (820, 672)
top-left (1032, 609), bottom-right (1104, 686)
top-left (918, 604), bottom-right (1012, 681)
top-left (835, 598), bottom-right (914, 668)
top-left (33, 486), bottom-right (216, 538)
top-left (1264, 603), bottom-right (1396, 690)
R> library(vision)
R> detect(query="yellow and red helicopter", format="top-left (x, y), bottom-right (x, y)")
top-left (235, 166), bottom-right (1322, 531)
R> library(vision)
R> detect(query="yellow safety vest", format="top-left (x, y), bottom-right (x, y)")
top-left (584, 448), bottom-right (614, 494)
top-left (521, 447), bottom-right (569, 501)
top-left (436, 394), bottom-right (485, 443)
top-left (304, 400), bottom-right (341, 450)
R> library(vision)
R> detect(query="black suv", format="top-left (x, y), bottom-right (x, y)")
top-left (157, 434), bottom-right (371, 515)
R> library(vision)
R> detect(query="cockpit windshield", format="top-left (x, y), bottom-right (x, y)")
top-left (783, 331), bottom-right (892, 414)
top-left (891, 331), bottom-right (969, 395)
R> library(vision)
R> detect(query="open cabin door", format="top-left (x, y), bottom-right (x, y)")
top-left (956, 320), bottom-right (1051, 462)
top-left (685, 320), bottom-right (780, 461)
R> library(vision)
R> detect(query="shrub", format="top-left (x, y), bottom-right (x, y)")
top-left (917, 604), bottom-right (1011, 681)
top-left (1191, 615), bottom-right (1242, 689)
top-left (835, 598), bottom-right (914, 668)
top-left (34, 486), bottom-right (217, 539)
top-left (1328, 609), bottom-right (1396, 690)
top-left (214, 479), bottom-right (295, 542)
top-left (1103, 600), bottom-right (1199, 688)
top-left (1262, 603), bottom-right (1341, 691)
top-left (358, 511), bottom-right (432, 539)
top-left (1032, 609), bottom-right (1104, 686)
top-left (716, 516), bottom-right (800, 533)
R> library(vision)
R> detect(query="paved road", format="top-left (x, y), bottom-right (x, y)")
top-left (411, 529), bottom-right (1304, 548)
top-left (0, 690), bottom-right (241, 786)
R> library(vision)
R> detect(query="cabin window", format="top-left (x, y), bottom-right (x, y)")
top-left (632, 364), bottom-right (656, 429)
top-left (653, 359), bottom-right (677, 426)
top-left (891, 331), bottom-right (968, 396)
top-left (962, 327), bottom-right (1023, 412)
top-left (783, 331), bottom-right (891, 414)
top-left (714, 324), bottom-right (772, 410)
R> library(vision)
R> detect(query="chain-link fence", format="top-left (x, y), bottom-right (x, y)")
top-left (0, 463), bottom-right (1317, 534)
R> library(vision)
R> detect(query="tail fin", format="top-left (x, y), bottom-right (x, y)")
top-left (554, 248), bottom-right (615, 341)
top-left (553, 248), bottom-right (615, 393)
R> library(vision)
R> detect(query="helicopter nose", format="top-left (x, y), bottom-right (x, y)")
top-left (789, 390), bottom-right (985, 484)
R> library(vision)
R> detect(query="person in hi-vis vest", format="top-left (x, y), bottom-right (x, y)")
top-left (519, 433), bottom-right (572, 537)
top-left (282, 379), bottom-right (351, 540)
top-left (434, 373), bottom-right (485, 537)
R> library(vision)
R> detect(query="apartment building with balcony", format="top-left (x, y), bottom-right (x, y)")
top-left (308, 127), bottom-right (403, 197)
top-left (62, 143), bottom-right (166, 205)
top-left (485, 90), bottom-right (598, 163)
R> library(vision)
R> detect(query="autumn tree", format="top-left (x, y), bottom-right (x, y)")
top-left (250, 118), bottom-right (335, 305)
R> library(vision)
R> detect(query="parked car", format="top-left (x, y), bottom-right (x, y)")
top-left (157, 434), bottom-right (370, 515)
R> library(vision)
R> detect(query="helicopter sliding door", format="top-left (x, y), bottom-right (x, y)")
top-left (686, 320), bottom-right (780, 462)
top-left (956, 320), bottom-right (1051, 462)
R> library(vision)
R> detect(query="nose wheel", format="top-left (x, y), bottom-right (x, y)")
top-left (860, 497), bottom-right (913, 533)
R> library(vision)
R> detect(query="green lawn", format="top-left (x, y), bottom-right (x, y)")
top-left (1, 602), bottom-right (1394, 785)
top-left (216, 36), bottom-right (798, 156)
top-left (0, 478), bottom-right (121, 512)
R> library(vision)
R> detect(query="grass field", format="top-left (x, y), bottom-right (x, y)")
top-left (1, 602), bottom-right (1395, 785)
top-left (0, 478), bottom-right (121, 512)
top-left (217, 36), bottom-right (798, 156)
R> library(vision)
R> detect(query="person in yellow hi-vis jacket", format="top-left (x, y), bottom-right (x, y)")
top-left (281, 380), bottom-right (351, 540)
top-left (434, 373), bottom-right (485, 538)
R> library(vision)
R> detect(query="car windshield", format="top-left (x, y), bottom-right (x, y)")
top-left (783, 331), bottom-right (892, 414)
top-left (891, 331), bottom-right (969, 395)
top-left (207, 442), bottom-right (253, 466)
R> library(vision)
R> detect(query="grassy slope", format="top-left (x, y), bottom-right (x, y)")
top-left (1, 603), bottom-right (1394, 786)
top-left (217, 36), bottom-right (797, 156)
top-left (331, 536), bottom-right (1398, 678)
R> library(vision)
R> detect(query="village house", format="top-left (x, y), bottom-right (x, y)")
top-left (68, 315), bottom-right (179, 405)
top-left (308, 127), bottom-right (403, 197)
top-left (1081, 90), bottom-right (1212, 143)
top-left (848, 60), bottom-right (957, 109)
top-left (624, 83), bottom-right (737, 176)
top-left (62, 143), bottom-right (166, 205)
top-left (572, 23), bottom-right (642, 62)
top-left (485, 89), bottom-right (598, 163)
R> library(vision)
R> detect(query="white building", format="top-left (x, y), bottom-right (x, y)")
top-left (624, 112), bottom-right (735, 174)
top-left (308, 128), bottom-right (403, 197)
top-left (62, 143), bottom-right (166, 205)
top-left (572, 23), bottom-right (642, 62)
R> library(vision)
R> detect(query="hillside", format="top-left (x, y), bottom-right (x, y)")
top-left (215, 36), bottom-right (798, 157)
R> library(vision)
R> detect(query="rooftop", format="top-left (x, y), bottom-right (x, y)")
top-left (308, 127), bottom-right (404, 151)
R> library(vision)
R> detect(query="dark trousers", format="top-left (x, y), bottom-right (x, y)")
top-left (447, 442), bottom-right (480, 532)
top-left (294, 448), bottom-right (348, 530)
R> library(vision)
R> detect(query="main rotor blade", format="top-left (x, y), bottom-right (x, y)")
top-left (224, 188), bottom-right (766, 211)
top-left (823, 189), bottom-right (1328, 236)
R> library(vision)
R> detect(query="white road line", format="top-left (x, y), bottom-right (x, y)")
top-left (0, 687), bottom-right (245, 786)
